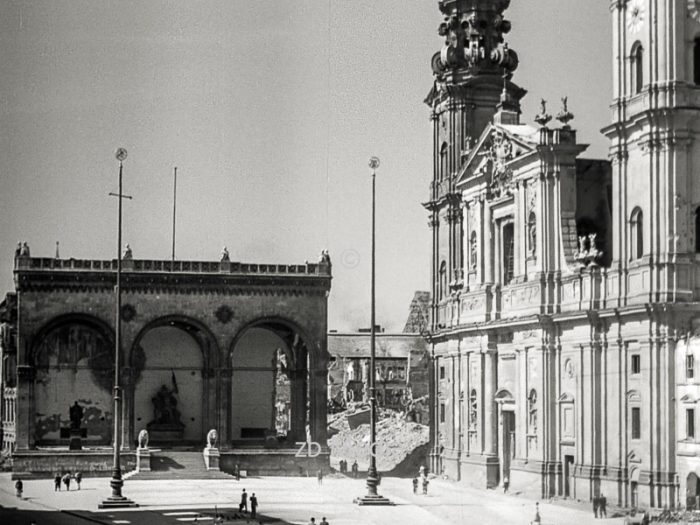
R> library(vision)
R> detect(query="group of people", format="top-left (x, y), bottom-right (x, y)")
top-left (238, 488), bottom-right (259, 518)
top-left (308, 518), bottom-right (329, 524)
top-left (337, 459), bottom-right (359, 477)
top-left (54, 472), bottom-right (82, 491)
top-left (411, 465), bottom-right (429, 495)
top-left (593, 494), bottom-right (608, 518)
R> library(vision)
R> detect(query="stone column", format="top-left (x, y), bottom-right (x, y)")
top-left (289, 368), bottom-right (305, 444)
top-left (15, 365), bottom-right (34, 450)
top-left (483, 347), bottom-right (497, 456)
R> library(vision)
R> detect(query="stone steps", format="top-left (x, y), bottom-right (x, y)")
top-left (127, 450), bottom-right (233, 480)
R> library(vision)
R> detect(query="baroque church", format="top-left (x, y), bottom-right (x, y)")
top-left (426, 0), bottom-right (700, 510)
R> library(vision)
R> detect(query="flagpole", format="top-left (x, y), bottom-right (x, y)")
top-left (171, 167), bottom-right (177, 264)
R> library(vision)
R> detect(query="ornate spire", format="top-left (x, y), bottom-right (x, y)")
top-left (431, 0), bottom-right (518, 77)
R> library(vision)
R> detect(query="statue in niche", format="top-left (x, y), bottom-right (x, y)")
top-left (528, 214), bottom-right (537, 255)
top-left (469, 232), bottom-right (478, 270)
top-left (69, 401), bottom-right (84, 430)
top-left (151, 385), bottom-right (182, 426)
top-left (528, 390), bottom-right (538, 433)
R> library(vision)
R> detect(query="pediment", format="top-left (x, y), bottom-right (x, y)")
top-left (557, 392), bottom-right (575, 403)
top-left (456, 123), bottom-right (538, 197)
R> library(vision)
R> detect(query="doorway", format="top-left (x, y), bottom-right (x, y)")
top-left (502, 410), bottom-right (515, 480)
top-left (688, 473), bottom-right (700, 509)
top-left (564, 455), bottom-right (574, 497)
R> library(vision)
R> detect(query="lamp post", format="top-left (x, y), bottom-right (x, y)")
top-left (355, 156), bottom-right (392, 506)
top-left (100, 148), bottom-right (137, 508)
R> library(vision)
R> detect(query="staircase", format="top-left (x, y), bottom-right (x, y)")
top-left (126, 449), bottom-right (234, 480)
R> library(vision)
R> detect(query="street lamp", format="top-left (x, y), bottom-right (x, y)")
top-left (354, 156), bottom-right (392, 506)
top-left (99, 148), bottom-right (137, 508)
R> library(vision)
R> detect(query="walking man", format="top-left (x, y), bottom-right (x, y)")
top-left (317, 469), bottom-right (323, 486)
top-left (412, 477), bottom-right (418, 494)
top-left (74, 471), bottom-right (82, 490)
top-left (239, 488), bottom-right (248, 513)
top-left (250, 492), bottom-right (258, 518)
top-left (62, 472), bottom-right (71, 491)
top-left (599, 494), bottom-right (607, 518)
top-left (320, 517), bottom-right (329, 525)
top-left (351, 460), bottom-right (358, 478)
top-left (54, 473), bottom-right (61, 491)
top-left (422, 476), bottom-right (429, 495)
top-left (503, 475), bottom-right (509, 493)
top-left (15, 478), bottom-right (23, 498)
top-left (234, 464), bottom-right (240, 481)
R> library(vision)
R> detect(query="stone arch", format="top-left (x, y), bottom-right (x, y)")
top-left (128, 315), bottom-right (220, 446)
top-left (227, 316), bottom-right (325, 447)
top-left (29, 313), bottom-right (116, 446)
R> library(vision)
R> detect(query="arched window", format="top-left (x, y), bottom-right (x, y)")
top-left (502, 222), bottom-right (515, 285)
top-left (694, 38), bottom-right (700, 85)
top-left (440, 142), bottom-right (448, 181)
top-left (695, 207), bottom-right (700, 253)
top-left (469, 389), bottom-right (478, 430)
top-left (439, 260), bottom-right (447, 299)
top-left (631, 42), bottom-right (644, 95)
top-left (630, 207), bottom-right (643, 260)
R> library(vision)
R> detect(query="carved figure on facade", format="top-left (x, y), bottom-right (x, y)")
top-left (528, 389), bottom-right (538, 433)
top-left (469, 389), bottom-right (478, 430)
top-left (527, 212), bottom-right (537, 256)
top-left (574, 232), bottom-right (603, 266)
top-left (486, 129), bottom-right (516, 198)
top-left (556, 96), bottom-right (574, 127)
top-left (220, 246), bottom-right (230, 262)
top-left (19, 242), bottom-right (30, 257)
top-left (122, 244), bottom-right (132, 260)
top-left (469, 232), bottom-right (478, 270)
top-left (534, 99), bottom-right (552, 128)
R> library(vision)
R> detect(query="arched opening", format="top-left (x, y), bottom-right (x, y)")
top-left (688, 472), bottom-right (700, 509)
top-left (694, 38), bottom-right (700, 85)
top-left (439, 142), bottom-right (448, 181)
top-left (502, 222), bottom-right (515, 285)
top-left (230, 321), bottom-right (311, 446)
top-left (630, 207), bottom-right (644, 260)
top-left (134, 322), bottom-right (208, 444)
top-left (631, 42), bottom-right (644, 94)
top-left (31, 316), bottom-right (114, 446)
top-left (130, 318), bottom-right (216, 445)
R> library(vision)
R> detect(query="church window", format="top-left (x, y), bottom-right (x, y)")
top-left (631, 407), bottom-right (641, 439)
top-left (440, 142), bottom-right (448, 181)
top-left (439, 365), bottom-right (445, 380)
top-left (630, 208), bottom-right (643, 260)
top-left (440, 402), bottom-right (446, 423)
top-left (688, 409), bottom-right (696, 439)
top-left (631, 354), bottom-right (641, 375)
top-left (695, 207), bottom-right (700, 252)
top-left (469, 389), bottom-right (478, 430)
top-left (688, 354), bottom-right (695, 380)
top-left (694, 38), bottom-right (700, 85)
top-left (439, 260), bottom-right (447, 299)
top-left (528, 389), bottom-right (537, 433)
top-left (502, 222), bottom-right (515, 285)
top-left (631, 42), bottom-right (644, 94)
top-left (527, 212), bottom-right (537, 256)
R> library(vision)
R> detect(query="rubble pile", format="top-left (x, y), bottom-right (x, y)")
top-left (328, 407), bottom-right (429, 473)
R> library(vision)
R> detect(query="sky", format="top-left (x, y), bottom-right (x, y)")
top-left (0, 1), bottom-right (611, 332)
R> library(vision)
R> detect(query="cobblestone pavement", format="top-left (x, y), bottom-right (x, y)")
top-left (0, 473), bottom-right (628, 524)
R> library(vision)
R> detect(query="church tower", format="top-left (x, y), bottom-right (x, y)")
top-left (604, 0), bottom-right (700, 304)
top-left (424, 0), bottom-right (523, 331)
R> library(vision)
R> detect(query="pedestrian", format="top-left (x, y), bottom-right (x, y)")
top-left (239, 488), bottom-right (248, 512)
top-left (532, 501), bottom-right (541, 524)
top-left (320, 517), bottom-right (329, 525)
top-left (308, 518), bottom-right (316, 525)
top-left (593, 496), bottom-right (599, 518)
top-left (234, 464), bottom-right (240, 481)
top-left (422, 476), bottom-right (429, 495)
top-left (599, 494), bottom-right (607, 518)
top-left (62, 472), bottom-right (71, 491)
top-left (317, 469), bottom-right (323, 486)
top-left (412, 477), bottom-right (418, 494)
top-left (503, 475), bottom-right (509, 493)
top-left (54, 473), bottom-right (61, 491)
top-left (250, 492), bottom-right (258, 518)
top-left (14, 478), bottom-right (23, 498)
top-left (351, 460), bottom-right (358, 478)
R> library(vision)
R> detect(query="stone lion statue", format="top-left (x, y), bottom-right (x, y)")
top-left (206, 429), bottom-right (218, 449)
top-left (137, 429), bottom-right (149, 449)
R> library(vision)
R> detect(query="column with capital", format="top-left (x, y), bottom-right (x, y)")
top-left (483, 346), bottom-right (498, 457)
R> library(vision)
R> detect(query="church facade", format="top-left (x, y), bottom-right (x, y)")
top-left (426, 0), bottom-right (700, 510)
